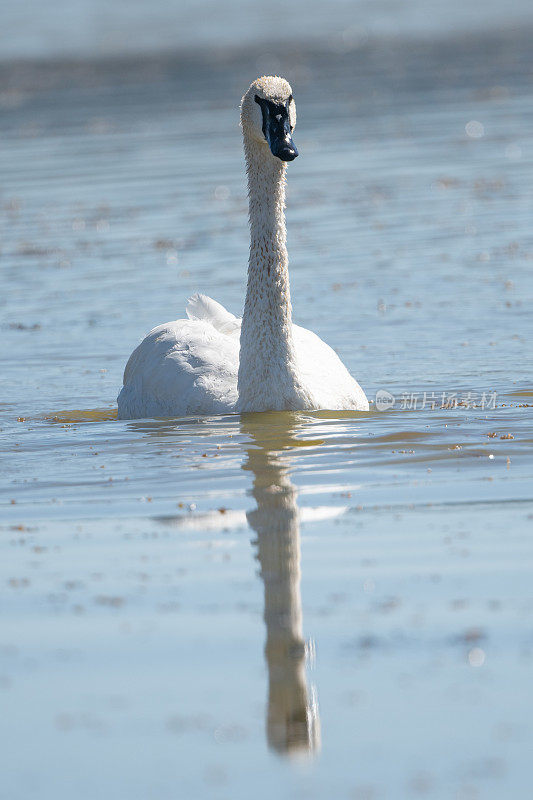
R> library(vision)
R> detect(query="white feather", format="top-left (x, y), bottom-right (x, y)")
top-left (186, 292), bottom-right (240, 334)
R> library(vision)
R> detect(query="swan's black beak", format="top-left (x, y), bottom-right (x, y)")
top-left (255, 95), bottom-right (298, 162)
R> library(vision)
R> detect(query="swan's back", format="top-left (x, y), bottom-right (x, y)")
top-left (292, 324), bottom-right (369, 411)
top-left (118, 294), bottom-right (367, 418)
top-left (118, 295), bottom-right (240, 419)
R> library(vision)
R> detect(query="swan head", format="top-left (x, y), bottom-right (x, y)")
top-left (241, 76), bottom-right (298, 162)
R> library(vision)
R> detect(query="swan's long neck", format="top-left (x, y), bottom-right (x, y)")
top-left (238, 138), bottom-right (305, 412)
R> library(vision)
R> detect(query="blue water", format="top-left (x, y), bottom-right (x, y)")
top-left (1, 3), bottom-right (533, 798)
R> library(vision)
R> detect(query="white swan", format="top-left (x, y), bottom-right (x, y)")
top-left (117, 76), bottom-right (368, 419)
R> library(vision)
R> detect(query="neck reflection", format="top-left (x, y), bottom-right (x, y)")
top-left (241, 412), bottom-right (321, 756)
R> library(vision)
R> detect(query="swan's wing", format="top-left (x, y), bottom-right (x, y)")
top-left (292, 324), bottom-right (369, 411)
top-left (186, 293), bottom-right (240, 335)
top-left (119, 300), bottom-right (241, 418)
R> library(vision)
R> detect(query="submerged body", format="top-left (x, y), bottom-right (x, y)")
top-left (118, 76), bottom-right (368, 419)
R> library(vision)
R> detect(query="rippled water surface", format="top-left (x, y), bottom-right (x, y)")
top-left (1, 7), bottom-right (533, 799)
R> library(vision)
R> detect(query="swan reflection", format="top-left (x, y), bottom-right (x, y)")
top-left (242, 412), bottom-right (321, 755)
top-left (138, 411), bottom-right (355, 756)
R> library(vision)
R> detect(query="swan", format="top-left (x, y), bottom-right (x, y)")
top-left (117, 76), bottom-right (369, 419)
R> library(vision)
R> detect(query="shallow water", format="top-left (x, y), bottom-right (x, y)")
top-left (1, 9), bottom-right (533, 799)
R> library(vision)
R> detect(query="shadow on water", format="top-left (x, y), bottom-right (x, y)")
top-left (241, 412), bottom-right (322, 756)
top-left (44, 408), bottom-right (118, 423)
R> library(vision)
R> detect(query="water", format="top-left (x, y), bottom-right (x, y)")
top-left (3, 0), bottom-right (533, 59)
top-left (1, 5), bottom-right (533, 798)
